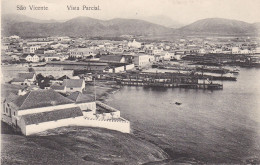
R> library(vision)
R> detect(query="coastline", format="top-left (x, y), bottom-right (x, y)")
top-left (97, 85), bottom-right (121, 102)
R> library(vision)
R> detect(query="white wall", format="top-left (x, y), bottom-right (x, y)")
top-left (76, 117), bottom-right (130, 133)
top-left (77, 102), bottom-right (96, 113)
top-left (114, 66), bottom-right (125, 73)
top-left (125, 64), bottom-right (135, 70)
top-left (107, 64), bottom-right (135, 73)
top-left (23, 116), bottom-right (130, 135)
top-left (24, 116), bottom-right (83, 135)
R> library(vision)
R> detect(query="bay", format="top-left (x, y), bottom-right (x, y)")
top-left (106, 67), bottom-right (260, 163)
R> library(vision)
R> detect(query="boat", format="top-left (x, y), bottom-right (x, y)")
top-left (175, 102), bottom-right (182, 105)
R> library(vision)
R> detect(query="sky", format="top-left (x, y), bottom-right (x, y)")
top-left (1, 0), bottom-right (260, 24)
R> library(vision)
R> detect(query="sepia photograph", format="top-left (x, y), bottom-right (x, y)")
top-left (1, 0), bottom-right (260, 164)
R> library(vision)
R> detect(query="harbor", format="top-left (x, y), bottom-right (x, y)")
top-left (106, 67), bottom-right (260, 164)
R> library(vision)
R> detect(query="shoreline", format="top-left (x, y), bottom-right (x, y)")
top-left (97, 85), bottom-right (122, 102)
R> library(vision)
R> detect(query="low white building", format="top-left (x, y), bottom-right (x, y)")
top-left (51, 79), bottom-right (86, 93)
top-left (24, 55), bottom-right (40, 62)
top-left (198, 48), bottom-right (206, 54)
top-left (43, 55), bottom-right (60, 62)
top-left (155, 51), bottom-right (175, 61)
top-left (9, 35), bottom-right (20, 39)
top-left (211, 49), bottom-right (223, 54)
top-left (240, 49), bottom-right (250, 54)
top-left (128, 39), bottom-right (142, 48)
top-left (23, 46), bottom-right (41, 54)
top-left (232, 47), bottom-right (240, 54)
top-left (63, 79), bottom-right (85, 93)
top-left (1, 89), bottom-right (130, 136)
top-left (50, 43), bottom-right (69, 49)
top-left (44, 49), bottom-right (55, 54)
top-left (133, 54), bottom-right (154, 68)
top-left (69, 48), bottom-right (96, 58)
top-left (10, 73), bottom-right (36, 86)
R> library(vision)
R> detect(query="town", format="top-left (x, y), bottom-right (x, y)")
top-left (1, 35), bottom-right (260, 135)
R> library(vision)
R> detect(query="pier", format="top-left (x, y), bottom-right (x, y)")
top-left (114, 72), bottom-right (223, 90)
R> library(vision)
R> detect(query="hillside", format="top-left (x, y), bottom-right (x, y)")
top-left (138, 15), bottom-right (184, 28)
top-left (2, 15), bottom-right (172, 38)
top-left (1, 124), bottom-right (168, 165)
top-left (2, 13), bottom-right (60, 24)
top-left (178, 18), bottom-right (258, 35)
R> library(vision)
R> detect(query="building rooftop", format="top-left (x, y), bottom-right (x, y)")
top-left (67, 91), bottom-right (94, 103)
top-left (17, 73), bottom-right (35, 79)
top-left (50, 85), bottom-right (65, 90)
top-left (63, 79), bottom-right (84, 88)
top-left (21, 107), bottom-right (83, 125)
top-left (11, 89), bottom-right (74, 110)
top-left (99, 55), bottom-right (124, 63)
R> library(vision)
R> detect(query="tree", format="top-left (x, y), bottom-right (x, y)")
top-left (28, 68), bottom-right (35, 73)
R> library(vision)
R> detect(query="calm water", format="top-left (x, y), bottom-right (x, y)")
top-left (106, 67), bottom-right (260, 163)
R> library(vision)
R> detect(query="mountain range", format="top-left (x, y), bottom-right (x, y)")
top-left (2, 14), bottom-right (260, 38)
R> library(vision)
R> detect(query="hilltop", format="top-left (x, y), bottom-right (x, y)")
top-left (178, 18), bottom-right (259, 35)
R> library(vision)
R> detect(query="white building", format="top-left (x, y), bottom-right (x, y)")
top-left (43, 55), bottom-right (60, 62)
top-left (133, 54), bottom-right (154, 68)
top-left (232, 47), bottom-right (241, 54)
top-left (50, 43), bottom-right (69, 49)
top-left (10, 73), bottom-right (36, 86)
top-left (69, 48), bottom-right (96, 58)
top-left (198, 48), bottom-right (206, 54)
top-left (240, 49), bottom-right (250, 54)
top-left (1, 89), bottom-right (130, 136)
top-left (23, 46), bottom-right (41, 54)
top-left (128, 39), bottom-right (142, 48)
top-left (57, 36), bottom-right (71, 42)
top-left (211, 49), bottom-right (223, 54)
top-left (51, 79), bottom-right (86, 93)
top-left (24, 55), bottom-right (40, 62)
top-left (44, 49), bottom-right (55, 54)
top-left (9, 35), bottom-right (20, 39)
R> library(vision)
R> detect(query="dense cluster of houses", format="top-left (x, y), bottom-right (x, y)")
top-left (1, 35), bottom-right (260, 135)
top-left (2, 35), bottom-right (260, 70)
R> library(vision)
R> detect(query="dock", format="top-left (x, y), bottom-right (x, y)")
top-left (114, 72), bottom-right (223, 90)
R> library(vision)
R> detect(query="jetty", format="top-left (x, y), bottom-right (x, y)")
top-left (114, 72), bottom-right (223, 90)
